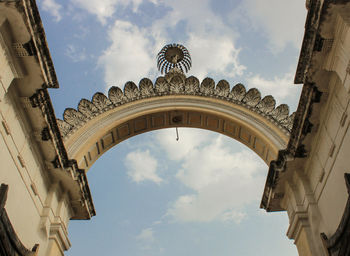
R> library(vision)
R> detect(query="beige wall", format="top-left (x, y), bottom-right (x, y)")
top-left (281, 3), bottom-right (350, 255)
top-left (0, 3), bottom-right (74, 254)
top-left (0, 81), bottom-right (72, 256)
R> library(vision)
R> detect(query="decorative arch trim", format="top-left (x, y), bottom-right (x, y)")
top-left (57, 75), bottom-right (294, 170)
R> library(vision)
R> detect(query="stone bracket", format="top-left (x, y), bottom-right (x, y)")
top-left (12, 39), bottom-right (37, 57)
top-left (287, 211), bottom-right (310, 240)
top-left (313, 33), bottom-right (324, 52)
top-left (30, 89), bottom-right (96, 219)
top-left (49, 222), bottom-right (71, 252)
top-left (41, 127), bottom-right (51, 141)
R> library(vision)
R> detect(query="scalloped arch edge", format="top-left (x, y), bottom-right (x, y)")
top-left (57, 76), bottom-right (295, 138)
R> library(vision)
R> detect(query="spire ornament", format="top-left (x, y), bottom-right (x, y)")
top-left (157, 43), bottom-right (191, 74)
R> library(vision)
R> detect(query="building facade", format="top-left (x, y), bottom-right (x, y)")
top-left (0, 1), bottom-right (94, 255)
top-left (0, 0), bottom-right (349, 255)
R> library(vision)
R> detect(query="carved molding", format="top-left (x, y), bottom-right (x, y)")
top-left (57, 76), bottom-right (295, 139)
top-left (261, 83), bottom-right (321, 210)
top-left (49, 223), bottom-right (71, 251)
top-left (15, 0), bottom-right (58, 88)
top-left (295, 0), bottom-right (350, 84)
top-left (294, 0), bottom-right (322, 83)
top-left (30, 89), bottom-right (95, 219)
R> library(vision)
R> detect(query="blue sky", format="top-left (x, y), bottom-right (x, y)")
top-left (38, 0), bottom-right (307, 255)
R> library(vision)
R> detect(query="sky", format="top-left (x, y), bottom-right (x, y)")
top-left (37, 0), bottom-right (307, 255)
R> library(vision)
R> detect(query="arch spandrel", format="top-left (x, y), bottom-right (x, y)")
top-left (57, 75), bottom-right (294, 170)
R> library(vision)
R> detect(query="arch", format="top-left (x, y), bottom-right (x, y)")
top-left (57, 74), bottom-right (294, 171)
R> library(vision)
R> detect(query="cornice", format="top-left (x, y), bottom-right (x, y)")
top-left (30, 88), bottom-right (95, 219)
top-left (295, 0), bottom-right (323, 84)
top-left (0, 0), bottom-right (59, 88)
top-left (295, 0), bottom-right (350, 84)
top-left (23, 0), bottom-right (58, 88)
top-left (261, 83), bottom-right (321, 211)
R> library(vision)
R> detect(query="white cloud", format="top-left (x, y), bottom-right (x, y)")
top-left (99, 20), bottom-right (158, 88)
top-left (157, 130), bottom-right (266, 223)
top-left (187, 34), bottom-right (245, 81)
top-left (157, 0), bottom-right (238, 39)
top-left (70, 0), bottom-right (158, 23)
top-left (221, 210), bottom-right (246, 223)
top-left (70, 0), bottom-right (305, 90)
top-left (136, 228), bottom-right (155, 243)
top-left (40, 0), bottom-right (62, 22)
top-left (246, 71), bottom-right (302, 107)
top-left (155, 129), bottom-right (209, 161)
top-left (125, 150), bottom-right (162, 184)
top-left (240, 0), bottom-right (306, 51)
top-left (70, 0), bottom-right (116, 24)
top-left (96, 0), bottom-right (246, 87)
top-left (65, 44), bottom-right (87, 62)
top-left (150, 0), bottom-right (244, 80)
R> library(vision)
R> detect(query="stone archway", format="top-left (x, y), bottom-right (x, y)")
top-left (57, 73), bottom-right (294, 171)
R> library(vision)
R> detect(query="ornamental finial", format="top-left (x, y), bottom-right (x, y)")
top-left (157, 43), bottom-right (191, 74)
